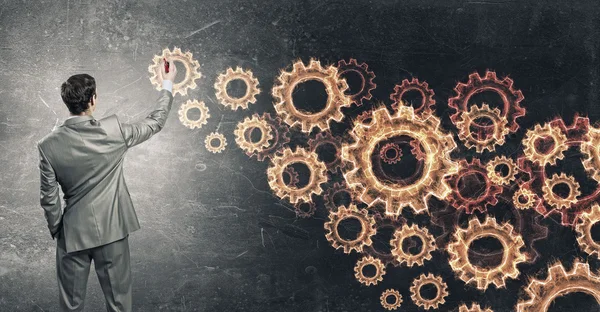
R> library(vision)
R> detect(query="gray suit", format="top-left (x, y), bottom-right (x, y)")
top-left (37, 88), bottom-right (174, 311)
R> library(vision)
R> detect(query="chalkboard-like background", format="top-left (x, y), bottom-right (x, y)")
top-left (1, 0), bottom-right (600, 311)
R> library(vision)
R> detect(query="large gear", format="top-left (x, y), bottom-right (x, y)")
top-left (512, 187), bottom-right (539, 210)
top-left (148, 46), bottom-right (202, 97)
top-left (541, 173), bottom-right (580, 210)
top-left (390, 78), bottom-right (436, 116)
top-left (390, 224), bottom-right (436, 267)
top-left (204, 132), bottom-right (227, 153)
top-left (178, 99), bottom-right (210, 129)
top-left (516, 260), bottom-right (600, 312)
top-left (575, 203), bottom-right (600, 259)
top-left (337, 58), bottom-right (376, 106)
top-left (581, 125), bottom-right (600, 183)
top-left (272, 58), bottom-right (352, 133)
top-left (486, 155), bottom-right (518, 186)
top-left (447, 217), bottom-right (526, 290)
top-left (307, 131), bottom-right (343, 173)
top-left (342, 106), bottom-right (459, 216)
top-left (247, 113), bottom-right (291, 161)
top-left (448, 70), bottom-right (525, 133)
top-left (458, 303), bottom-right (493, 312)
top-left (445, 158), bottom-right (503, 214)
top-left (522, 123), bottom-right (568, 167)
top-left (410, 273), bottom-right (449, 310)
top-left (267, 147), bottom-right (328, 204)
top-left (324, 204), bottom-right (376, 254)
top-left (455, 104), bottom-right (510, 153)
top-left (214, 67), bottom-right (260, 110)
top-left (380, 289), bottom-right (403, 311)
top-left (234, 114), bottom-right (273, 154)
top-left (353, 255), bottom-right (386, 286)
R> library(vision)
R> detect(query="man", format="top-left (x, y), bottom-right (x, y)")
top-left (36, 57), bottom-right (177, 311)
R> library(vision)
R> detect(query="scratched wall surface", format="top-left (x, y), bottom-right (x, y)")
top-left (1, 0), bottom-right (600, 311)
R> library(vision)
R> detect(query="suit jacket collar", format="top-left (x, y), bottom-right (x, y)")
top-left (61, 115), bottom-right (95, 127)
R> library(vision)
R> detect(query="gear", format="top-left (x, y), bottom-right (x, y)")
top-left (234, 114), bottom-right (273, 154)
top-left (410, 273), bottom-right (449, 310)
top-left (581, 125), bottom-right (600, 183)
top-left (575, 203), bottom-right (600, 259)
top-left (516, 260), bottom-right (600, 312)
top-left (247, 113), bottom-right (291, 161)
top-left (337, 58), bottom-right (376, 106)
top-left (294, 200), bottom-right (316, 218)
top-left (458, 303), bottom-right (493, 312)
top-left (178, 99), bottom-right (210, 129)
top-left (267, 147), bottom-right (327, 204)
top-left (445, 158), bottom-right (503, 214)
top-left (512, 187), bottom-right (539, 210)
top-left (324, 204), bottom-right (376, 254)
top-left (204, 132), bottom-right (227, 153)
top-left (148, 47), bottom-right (202, 97)
top-left (323, 181), bottom-right (356, 211)
top-left (353, 255), bottom-right (386, 286)
top-left (379, 143), bottom-right (402, 165)
top-left (380, 289), bottom-right (402, 311)
top-left (486, 155), bottom-right (518, 186)
top-left (541, 173), bottom-right (580, 210)
top-left (363, 211), bottom-right (405, 266)
top-left (272, 58), bottom-right (352, 133)
top-left (390, 78), bottom-right (436, 117)
top-left (342, 106), bottom-right (459, 216)
top-left (390, 224), bottom-right (436, 267)
top-left (307, 131), bottom-right (343, 173)
top-left (214, 67), bottom-right (260, 110)
top-left (283, 166), bottom-right (300, 188)
top-left (455, 104), bottom-right (510, 153)
top-left (448, 217), bottom-right (526, 290)
top-left (448, 70), bottom-right (525, 133)
top-left (522, 123), bottom-right (568, 167)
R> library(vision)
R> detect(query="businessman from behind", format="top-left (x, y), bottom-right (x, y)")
top-left (36, 58), bottom-right (177, 311)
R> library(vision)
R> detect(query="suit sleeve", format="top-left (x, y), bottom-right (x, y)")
top-left (117, 86), bottom-right (174, 148)
top-left (37, 142), bottom-right (62, 239)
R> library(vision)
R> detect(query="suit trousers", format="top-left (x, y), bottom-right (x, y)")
top-left (56, 231), bottom-right (132, 312)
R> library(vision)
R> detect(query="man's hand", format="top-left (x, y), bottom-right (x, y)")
top-left (160, 57), bottom-right (177, 82)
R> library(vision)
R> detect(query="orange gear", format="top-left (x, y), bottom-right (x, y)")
top-left (323, 181), bottom-right (356, 211)
top-left (214, 67), bottom-right (260, 110)
top-left (390, 78), bottom-right (436, 116)
top-left (575, 204), bottom-right (600, 259)
top-left (486, 155), bottom-right (518, 186)
top-left (283, 166), bottom-right (300, 188)
top-left (353, 255), bottom-right (386, 286)
top-left (337, 58), bottom-right (376, 106)
top-left (294, 200), bottom-right (316, 218)
top-left (324, 204), bottom-right (376, 254)
top-left (341, 106), bottom-right (458, 216)
top-left (458, 303), bottom-right (493, 312)
top-left (541, 173), bottom-right (580, 210)
top-left (516, 260), bottom-right (600, 312)
top-left (267, 147), bottom-right (327, 204)
top-left (234, 114), bottom-right (273, 154)
top-left (178, 99), bottom-right (210, 129)
top-left (354, 109), bottom-right (374, 126)
top-left (445, 158), bottom-right (503, 214)
top-left (148, 46), bottom-right (202, 97)
top-left (307, 131), bottom-right (343, 173)
top-left (455, 104), bottom-right (510, 153)
top-left (204, 132), bottom-right (227, 153)
top-left (447, 217), bottom-right (526, 290)
top-left (379, 143), bottom-right (402, 165)
top-left (522, 123), bottom-right (568, 167)
top-left (247, 113), bottom-right (291, 161)
top-left (512, 187), bottom-right (538, 210)
top-left (410, 273), bottom-right (449, 310)
top-left (581, 125), bottom-right (600, 183)
top-left (272, 58), bottom-right (352, 133)
top-left (390, 224), bottom-right (436, 267)
top-left (380, 289), bottom-right (403, 310)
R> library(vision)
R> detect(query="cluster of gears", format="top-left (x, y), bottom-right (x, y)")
top-left (148, 47), bottom-right (600, 311)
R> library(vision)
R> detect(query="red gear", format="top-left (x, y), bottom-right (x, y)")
top-left (390, 78), bottom-right (435, 116)
top-left (308, 131), bottom-right (343, 173)
top-left (337, 58), bottom-right (376, 106)
top-left (445, 158), bottom-right (503, 214)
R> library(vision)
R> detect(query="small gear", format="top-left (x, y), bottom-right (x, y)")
top-left (324, 204), bottom-right (376, 254)
top-left (323, 181), bottom-right (356, 211)
top-left (283, 166), bottom-right (300, 188)
top-left (447, 217), bottom-right (526, 290)
top-left (380, 289), bottom-right (403, 311)
top-left (294, 200), bottom-right (316, 218)
top-left (379, 143), bottom-right (403, 165)
top-left (581, 125), bottom-right (600, 183)
top-left (516, 260), bottom-right (600, 312)
top-left (486, 155), bottom-right (518, 186)
top-left (353, 255), bottom-right (386, 286)
top-left (390, 224), bottom-right (436, 267)
top-left (148, 46), bottom-right (202, 97)
top-left (267, 147), bottom-right (328, 204)
top-left (272, 58), bottom-right (352, 133)
top-left (337, 58), bottom-right (376, 106)
top-left (513, 187), bottom-right (539, 210)
top-left (541, 173), bottom-right (580, 210)
top-left (445, 158), bottom-right (503, 214)
top-left (247, 113), bottom-right (291, 161)
top-left (522, 123), bottom-right (568, 167)
top-left (204, 132), bottom-right (227, 153)
top-left (409, 138), bottom-right (426, 161)
top-left (410, 273), bottom-right (449, 310)
top-left (455, 104), bottom-right (510, 153)
top-left (214, 67), bottom-right (260, 110)
top-left (234, 114), bottom-right (274, 154)
top-left (458, 303), bottom-right (493, 312)
top-left (448, 70), bottom-right (525, 133)
top-left (307, 131), bottom-right (343, 173)
top-left (178, 99), bottom-right (210, 129)
top-left (390, 78), bottom-right (436, 116)
top-left (575, 203), bottom-right (600, 259)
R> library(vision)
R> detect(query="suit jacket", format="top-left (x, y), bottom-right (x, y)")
top-left (37, 89), bottom-right (174, 253)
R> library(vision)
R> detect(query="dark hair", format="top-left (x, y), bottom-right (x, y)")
top-left (61, 74), bottom-right (96, 115)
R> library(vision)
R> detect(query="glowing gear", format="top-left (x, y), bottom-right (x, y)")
top-left (390, 78), bottom-right (436, 116)
top-left (458, 303), bottom-right (493, 312)
top-left (522, 123), bottom-right (568, 167)
top-left (234, 114), bottom-right (274, 154)
top-left (541, 173), bottom-right (580, 210)
top-left (204, 132), bottom-right (227, 153)
top-left (380, 289), bottom-right (402, 310)
top-left (353, 255), bottom-right (386, 286)
top-left (455, 104), bottom-right (510, 153)
top-left (512, 187), bottom-right (538, 210)
top-left (324, 204), bottom-right (376, 254)
top-left (390, 224), bottom-right (436, 267)
top-left (178, 99), bottom-right (210, 129)
top-left (581, 126), bottom-right (600, 183)
top-left (410, 273), bottom-right (449, 310)
top-left (486, 155), bottom-right (518, 186)
top-left (337, 58), bottom-right (376, 106)
top-left (214, 67), bottom-right (260, 110)
top-left (575, 204), bottom-right (600, 259)
top-left (148, 47), bottom-right (202, 97)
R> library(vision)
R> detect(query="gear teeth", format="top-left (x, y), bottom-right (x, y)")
top-left (380, 289), bottom-right (402, 310)
top-left (324, 204), bottom-right (376, 254)
top-left (204, 132), bottom-right (227, 153)
top-left (410, 273), bottom-right (449, 310)
top-left (390, 78), bottom-right (436, 117)
top-left (178, 99), bottom-right (210, 129)
top-left (522, 122), bottom-right (568, 167)
top-left (446, 158), bottom-right (503, 214)
top-left (214, 66), bottom-right (260, 110)
top-left (541, 173), bottom-right (580, 210)
top-left (458, 303), bottom-right (493, 312)
top-left (148, 46), bottom-right (202, 97)
top-left (234, 114), bottom-right (274, 154)
top-left (336, 58), bottom-right (376, 106)
top-left (390, 224), bottom-right (436, 267)
top-left (354, 255), bottom-right (386, 286)
top-left (576, 204), bottom-right (600, 259)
